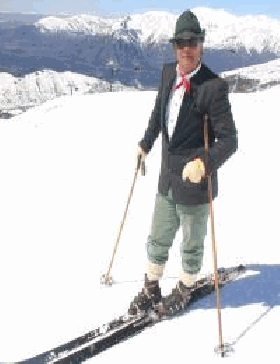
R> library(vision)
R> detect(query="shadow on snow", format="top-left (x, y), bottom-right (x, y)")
top-left (192, 263), bottom-right (280, 310)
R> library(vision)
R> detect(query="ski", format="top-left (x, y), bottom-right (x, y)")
top-left (19, 265), bottom-right (245, 364)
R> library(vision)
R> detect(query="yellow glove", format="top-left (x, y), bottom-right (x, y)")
top-left (182, 158), bottom-right (205, 183)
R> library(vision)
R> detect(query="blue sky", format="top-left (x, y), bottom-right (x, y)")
top-left (1, 0), bottom-right (280, 19)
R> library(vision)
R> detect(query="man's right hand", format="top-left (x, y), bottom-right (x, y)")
top-left (136, 146), bottom-right (146, 165)
top-left (136, 146), bottom-right (147, 174)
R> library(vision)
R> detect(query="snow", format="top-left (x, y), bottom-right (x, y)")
top-left (0, 87), bottom-right (280, 363)
top-left (128, 11), bottom-right (177, 43)
top-left (0, 70), bottom-right (133, 114)
top-left (2, 7), bottom-right (280, 114)
top-left (35, 7), bottom-right (280, 53)
top-left (221, 58), bottom-right (280, 88)
top-left (35, 14), bottom-right (115, 35)
top-left (193, 7), bottom-right (280, 52)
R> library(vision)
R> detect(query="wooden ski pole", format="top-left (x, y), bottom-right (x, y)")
top-left (203, 114), bottom-right (229, 357)
top-left (101, 155), bottom-right (145, 286)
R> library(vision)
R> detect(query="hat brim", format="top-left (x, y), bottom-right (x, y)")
top-left (169, 30), bottom-right (205, 43)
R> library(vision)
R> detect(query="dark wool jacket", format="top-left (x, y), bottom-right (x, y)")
top-left (139, 62), bottom-right (238, 205)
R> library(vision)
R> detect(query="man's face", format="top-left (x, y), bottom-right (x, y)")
top-left (175, 39), bottom-right (203, 73)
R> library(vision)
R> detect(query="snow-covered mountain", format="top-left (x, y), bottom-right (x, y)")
top-left (1, 8), bottom-right (279, 80)
top-left (35, 13), bottom-right (118, 35)
top-left (222, 58), bottom-right (280, 92)
top-left (33, 8), bottom-right (280, 79)
top-left (1, 8), bottom-right (280, 116)
top-left (36, 8), bottom-right (280, 54)
top-left (0, 70), bottom-right (136, 117)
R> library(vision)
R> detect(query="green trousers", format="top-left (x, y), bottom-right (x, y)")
top-left (147, 190), bottom-right (209, 275)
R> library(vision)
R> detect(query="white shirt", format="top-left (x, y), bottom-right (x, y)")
top-left (166, 64), bottom-right (201, 138)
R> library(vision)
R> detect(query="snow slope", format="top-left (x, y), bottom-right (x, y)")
top-left (0, 88), bottom-right (279, 362)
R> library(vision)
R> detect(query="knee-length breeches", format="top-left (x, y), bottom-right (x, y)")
top-left (146, 190), bottom-right (209, 274)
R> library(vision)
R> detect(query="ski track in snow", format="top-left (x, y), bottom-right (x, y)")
top-left (0, 88), bottom-right (279, 362)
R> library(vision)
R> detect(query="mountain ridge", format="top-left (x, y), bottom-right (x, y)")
top-left (35, 7), bottom-right (280, 54)
top-left (0, 8), bottom-right (280, 117)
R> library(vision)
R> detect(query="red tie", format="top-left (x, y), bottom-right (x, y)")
top-left (174, 71), bottom-right (191, 92)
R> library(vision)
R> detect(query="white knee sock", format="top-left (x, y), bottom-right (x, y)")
top-left (146, 261), bottom-right (165, 281)
top-left (179, 269), bottom-right (197, 287)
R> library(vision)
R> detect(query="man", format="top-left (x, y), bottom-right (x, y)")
top-left (129, 10), bottom-right (237, 316)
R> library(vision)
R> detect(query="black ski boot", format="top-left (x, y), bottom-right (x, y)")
top-left (157, 280), bottom-right (192, 317)
top-left (128, 274), bottom-right (162, 316)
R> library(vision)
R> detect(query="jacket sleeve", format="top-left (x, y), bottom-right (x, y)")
top-left (139, 68), bottom-right (164, 154)
top-left (200, 79), bottom-right (238, 174)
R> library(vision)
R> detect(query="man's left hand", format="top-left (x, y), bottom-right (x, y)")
top-left (182, 158), bottom-right (205, 183)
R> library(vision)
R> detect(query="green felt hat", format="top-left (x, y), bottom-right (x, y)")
top-left (170, 10), bottom-right (205, 43)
